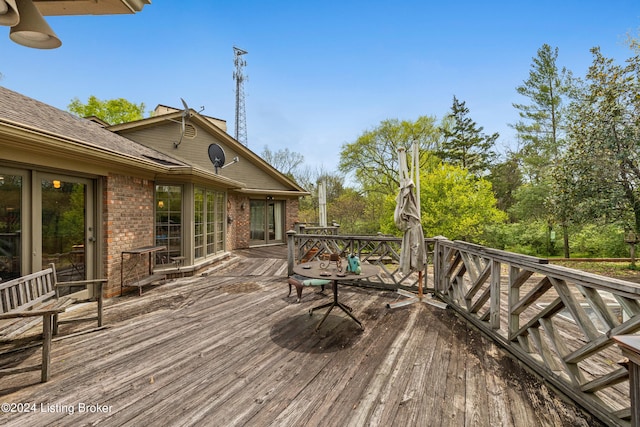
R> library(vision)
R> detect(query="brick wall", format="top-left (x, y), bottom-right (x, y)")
top-left (103, 173), bottom-right (155, 297)
top-left (226, 195), bottom-right (299, 250)
top-left (227, 194), bottom-right (250, 250)
top-left (285, 198), bottom-right (299, 233)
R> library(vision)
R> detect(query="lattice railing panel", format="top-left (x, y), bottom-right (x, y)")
top-left (434, 239), bottom-right (640, 425)
top-left (289, 233), bottom-right (435, 290)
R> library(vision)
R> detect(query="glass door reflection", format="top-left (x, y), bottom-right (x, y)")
top-left (0, 174), bottom-right (22, 281)
top-left (41, 178), bottom-right (87, 281)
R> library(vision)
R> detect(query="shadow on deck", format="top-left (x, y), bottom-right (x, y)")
top-left (0, 247), bottom-right (604, 426)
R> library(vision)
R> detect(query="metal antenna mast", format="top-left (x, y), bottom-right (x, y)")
top-left (233, 46), bottom-right (248, 146)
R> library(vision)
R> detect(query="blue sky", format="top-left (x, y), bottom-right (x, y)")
top-left (1, 1), bottom-right (639, 176)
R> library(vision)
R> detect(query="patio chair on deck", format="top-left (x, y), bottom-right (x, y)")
top-left (287, 274), bottom-right (329, 303)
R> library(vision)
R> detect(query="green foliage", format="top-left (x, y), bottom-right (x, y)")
top-left (339, 116), bottom-right (440, 194)
top-left (570, 224), bottom-right (628, 258)
top-left (380, 163), bottom-right (506, 243)
top-left (438, 96), bottom-right (498, 176)
top-left (68, 95), bottom-right (146, 125)
top-left (484, 221), bottom-right (629, 258)
top-left (297, 171), bottom-right (346, 223)
top-left (487, 155), bottom-right (522, 220)
top-left (509, 180), bottom-right (552, 222)
top-left (484, 221), bottom-right (549, 255)
top-left (338, 191), bottom-right (386, 235)
top-left (512, 44), bottom-right (570, 183)
top-left (563, 47), bottom-right (640, 235)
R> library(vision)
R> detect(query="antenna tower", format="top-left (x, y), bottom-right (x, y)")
top-left (233, 46), bottom-right (248, 146)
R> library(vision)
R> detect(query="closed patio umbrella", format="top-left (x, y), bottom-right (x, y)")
top-left (388, 146), bottom-right (447, 310)
top-left (394, 147), bottom-right (426, 276)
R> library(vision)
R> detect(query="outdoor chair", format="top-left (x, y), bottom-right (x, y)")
top-left (287, 274), bottom-right (329, 303)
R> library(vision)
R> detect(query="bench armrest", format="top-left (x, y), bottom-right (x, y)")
top-left (56, 279), bottom-right (107, 287)
top-left (0, 308), bottom-right (65, 320)
top-left (56, 279), bottom-right (105, 295)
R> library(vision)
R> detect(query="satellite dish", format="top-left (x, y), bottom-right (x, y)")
top-left (208, 144), bottom-right (226, 173)
top-left (208, 144), bottom-right (240, 174)
top-left (173, 98), bottom-right (192, 148)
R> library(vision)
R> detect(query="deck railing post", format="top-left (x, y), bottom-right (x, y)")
top-left (614, 336), bottom-right (640, 427)
top-left (432, 236), bottom-right (447, 294)
top-left (286, 230), bottom-right (296, 276)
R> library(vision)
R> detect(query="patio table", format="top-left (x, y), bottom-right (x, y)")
top-left (293, 260), bottom-right (378, 331)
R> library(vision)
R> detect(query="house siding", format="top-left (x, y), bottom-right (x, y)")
top-left (119, 124), bottom-right (291, 191)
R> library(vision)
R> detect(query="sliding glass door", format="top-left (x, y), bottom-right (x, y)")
top-left (0, 171), bottom-right (23, 281)
top-left (250, 199), bottom-right (284, 246)
top-left (0, 168), bottom-right (95, 282)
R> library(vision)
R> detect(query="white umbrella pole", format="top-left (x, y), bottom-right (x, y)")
top-left (412, 142), bottom-right (420, 217)
top-left (411, 143), bottom-right (423, 299)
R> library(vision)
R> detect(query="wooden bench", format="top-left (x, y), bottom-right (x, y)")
top-left (121, 245), bottom-right (166, 295)
top-left (0, 264), bottom-right (106, 382)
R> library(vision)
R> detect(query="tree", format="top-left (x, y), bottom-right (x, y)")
top-left (328, 188), bottom-right (375, 234)
top-left (68, 96), bottom-right (145, 125)
top-left (438, 96), bottom-right (498, 176)
top-left (564, 47), bottom-right (640, 235)
top-left (487, 154), bottom-right (522, 219)
top-left (512, 44), bottom-right (570, 182)
top-left (339, 116), bottom-right (440, 195)
top-left (296, 168), bottom-right (348, 226)
top-left (380, 163), bottom-right (507, 242)
top-left (260, 146), bottom-right (304, 179)
top-left (511, 44), bottom-right (573, 256)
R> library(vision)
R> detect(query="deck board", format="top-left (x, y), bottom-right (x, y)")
top-left (0, 247), bottom-right (605, 426)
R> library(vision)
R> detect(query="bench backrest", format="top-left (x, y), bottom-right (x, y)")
top-left (0, 266), bottom-right (56, 314)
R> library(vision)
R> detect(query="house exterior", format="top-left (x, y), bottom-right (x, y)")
top-left (0, 86), bottom-right (308, 297)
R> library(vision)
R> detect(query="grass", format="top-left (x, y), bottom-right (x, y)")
top-left (551, 260), bottom-right (640, 283)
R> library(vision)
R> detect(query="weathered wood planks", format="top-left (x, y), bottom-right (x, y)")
top-left (0, 249), bottom-right (603, 426)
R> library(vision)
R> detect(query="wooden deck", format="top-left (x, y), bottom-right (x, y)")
top-left (0, 247), bottom-right (605, 426)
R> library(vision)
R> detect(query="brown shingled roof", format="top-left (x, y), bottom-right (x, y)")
top-left (0, 85), bottom-right (187, 168)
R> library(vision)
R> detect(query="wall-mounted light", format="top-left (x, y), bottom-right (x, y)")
top-left (7, 0), bottom-right (61, 49)
top-left (157, 200), bottom-right (164, 209)
top-left (52, 179), bottom-right (61, 189)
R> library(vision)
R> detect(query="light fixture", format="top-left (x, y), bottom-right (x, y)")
top-left (157, 200), bottom-right (164, 209)
top-left (52, 179), bottom-right (61, 189)
top-left (0, 0), bottom-right (18, 26)
top-left (9, 0), bottom-right (61, 49)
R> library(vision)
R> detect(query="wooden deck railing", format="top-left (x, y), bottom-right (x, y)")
top-left (286, 231), bottom-right (434, 290)
top-left (434, 238), bottom-right (640, 427)
top-left (287, 231), bottom-right (640, 426)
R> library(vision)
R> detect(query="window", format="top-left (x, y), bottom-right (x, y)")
top-left (155, 185), bottom-right (182, 264)
top-left (195, 188), bottom-right (204, 259)
top-left (196, 187), bottom-right (225, 260)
